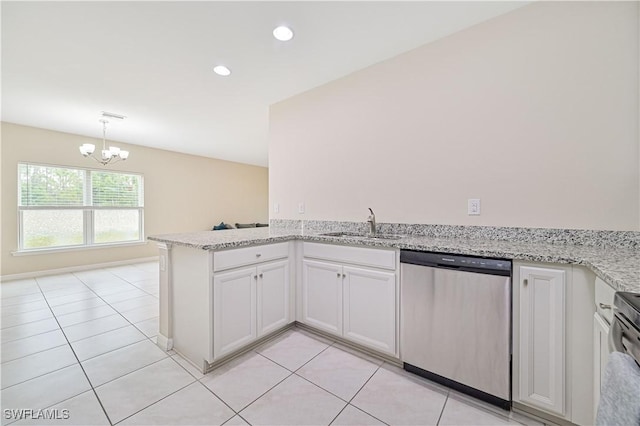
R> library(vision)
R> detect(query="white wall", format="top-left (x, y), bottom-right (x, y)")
top-left (269, 1), bottom-right (639, 231)
top-left (1, 122), bottom-right (269, 275)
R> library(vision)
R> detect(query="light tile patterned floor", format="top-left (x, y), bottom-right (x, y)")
top-left (1, 262), bottom-right (545, 425)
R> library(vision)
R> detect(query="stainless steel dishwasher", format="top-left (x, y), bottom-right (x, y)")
top-left (400, 250), bottom-right (512, 409)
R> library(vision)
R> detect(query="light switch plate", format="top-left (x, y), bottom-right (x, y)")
top-left (273, 203), bottom-right (280, 214)
top-left (468, 199), bottom-right (481, 215)
top-left (298, 202), bottom-right (305, 214)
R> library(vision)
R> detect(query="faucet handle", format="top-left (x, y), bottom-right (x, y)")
top-left (368, 208), bottom-right (375, 216)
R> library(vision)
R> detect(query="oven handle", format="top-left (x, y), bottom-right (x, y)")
top-left (609, 317), bottom-right (626, 353)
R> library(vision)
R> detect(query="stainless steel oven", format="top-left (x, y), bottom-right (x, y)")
top-left (610, 291), bottom-right (640, 362)
top-left (596, 291), bottom-right (640, 425)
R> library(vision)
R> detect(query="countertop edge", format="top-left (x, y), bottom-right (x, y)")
top-left (147, 233), bottom-right (637, 293)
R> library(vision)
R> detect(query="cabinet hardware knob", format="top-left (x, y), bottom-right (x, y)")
top-left (256, 253), bottom-right (262, 258)
top-left (599, 303), bottom-right (612, 310)
top-left (523, 279), bottom-right (528, 286)
top-left (337, 272), bottom-right (341, 278)
top-left (342, 274), bottom-right (346, 278)
top-left (259, 273), bottom-right (263, 278)
top-left (254, 275), bottom-right (258, 280)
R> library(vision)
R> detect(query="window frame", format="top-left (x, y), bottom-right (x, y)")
top-left (16, 162), bottom-right (145, 254)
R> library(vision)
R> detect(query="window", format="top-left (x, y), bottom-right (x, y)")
top-left (18, 163), bottom-right (144, 252)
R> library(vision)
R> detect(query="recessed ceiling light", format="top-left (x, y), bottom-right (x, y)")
top-left (213, 65), bottom-right (231, 76)
top-left (273, 26), bottom-right (294, 42)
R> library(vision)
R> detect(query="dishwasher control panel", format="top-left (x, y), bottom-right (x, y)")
top-left (400, 250), bottom-right (511, 276)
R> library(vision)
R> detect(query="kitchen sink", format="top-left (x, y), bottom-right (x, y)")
top-left (319, 231), bottom-right (404, 241)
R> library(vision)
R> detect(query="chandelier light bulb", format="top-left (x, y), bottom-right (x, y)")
top-left (273, 26), bottom-right (294, 41)
top-left (213, 65), bottom-right (231, 76)
top-left (79, 143), bottom-right (95, 156)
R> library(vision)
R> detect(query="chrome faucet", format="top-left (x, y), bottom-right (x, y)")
top-left (367, 208), bottom-right (376, 235)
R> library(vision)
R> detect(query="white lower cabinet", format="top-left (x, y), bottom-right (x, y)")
top-left (513, 262), bottom-right (595, 425)
top-left (213, 260), bottom-right (291, 360)
top-left (301, 243), bottom-right (398, 356)
top-left (213, 267), bottom-right (257, 359)
top-left (343, 266), bottom-right (396, 354)
top-left (517, 265), bottom-right (567, 416)
top-left (257, 260), bottom-right (290, 337)
top-left (211, 244), bottom-right (293, 361)
top-left (302, 259), bottom-right (343, 335)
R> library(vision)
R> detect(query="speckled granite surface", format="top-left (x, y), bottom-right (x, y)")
top-left (270, 219), bottom-right (639, 248)
top-left (148, 225), bottom-right (639, 293)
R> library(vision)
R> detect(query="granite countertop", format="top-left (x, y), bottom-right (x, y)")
top-left (148, 228), bottom-right (639, 293)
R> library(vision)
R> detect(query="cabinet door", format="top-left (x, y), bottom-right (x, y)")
top-left (212, 266), bottom-right (257, 359)
top-left (518, 266), bottom-right (566, 416)
top-left (593, 312), bottom-right (610, 421)
top-left (302, 259), bottom-right (343, 335)
top-left (343, 266), bottom-right (396, 355)
top-left (257, 260), bottom-right (290, 337)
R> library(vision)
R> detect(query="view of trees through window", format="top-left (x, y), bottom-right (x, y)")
top-left (18, 163), bottom-right (143, 250)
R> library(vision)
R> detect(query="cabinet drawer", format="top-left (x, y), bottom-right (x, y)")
top-left (214, 242), bottom-right (289, 271)
top-left (303, 242), bottom-right (396, 270)
top-left (595, 277), bottom-right (615, 324)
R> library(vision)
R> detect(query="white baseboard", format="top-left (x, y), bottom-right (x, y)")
top-left (156, 333), bottom-right (173, 351)
top-left (1, 256), bottom-right (159, 282)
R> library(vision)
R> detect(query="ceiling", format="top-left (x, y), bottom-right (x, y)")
top-left (2, 1), bottom-right (527, 167)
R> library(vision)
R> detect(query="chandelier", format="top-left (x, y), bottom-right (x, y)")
top-left (79, 115), bottom-right (129, 165)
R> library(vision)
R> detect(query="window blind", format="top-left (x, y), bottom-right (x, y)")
top-left (91, 171), bottom-right (143, 207)
top-left (18, 163), bottom-right (144, 207)
top-left (19, 164), bottom-right (84, 207)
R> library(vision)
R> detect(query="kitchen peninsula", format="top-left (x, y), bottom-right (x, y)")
top-left (148, 221), bottom-right (639, 425)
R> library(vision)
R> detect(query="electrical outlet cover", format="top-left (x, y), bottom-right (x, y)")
top-left (468, 199), bottom-right (481, 215)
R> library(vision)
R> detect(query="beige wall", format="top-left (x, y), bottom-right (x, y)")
top-left (1, 122), bottom-right (268, 276)
top-left (269, 1), bottom-right (640, 231)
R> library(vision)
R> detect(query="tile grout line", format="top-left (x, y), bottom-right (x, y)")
top-left (158, 356), bottom-right (244, 423)
top-left (32, 275), bottom-right (115, 426)
top-left (197, 376), bottom-right (246, 417)
top-left (202, 359), bottom-right (294, 416)
top-left (111, 378), bottom-right (197, 425)
top-left (190, 338), bottom-right (303, 418)
top-left (0, 303), bottom-right (52, 316)
top-left (447, 390), bottom-right (528, 425)
top-left (0, 297), bottom-right (47, 308)
top-left (255, 331), bottom-right (336, 375)
top-left (1, 341), bottom-right (68, 365)
top-left (8, 267), bottom-right (535, 426)
top-left (1, 309), bottom-right (56, 330)
top-left (340, 362), bottom-right (391, 426)
top-left (88, 355), bottom-right (171, 390)
top-left (63, 267), bottom-right (186, 424)
top-left (75, 337), bottom-right (156, 364)
top-left (436, 393), bottom-right (450, 426)
top-left (284, 338), bottom-right (391, 425)
top-left (0, 355), bottom-right (78, 391)
top-left (200, 348), bottom-right (300, 416)
top-left (70, 272), bottom-right (160, 343)
top-left (0, 323), bottom-right (60, 345)
top-left (212, 332), bottom-right (388, 426)
top-left (1, 314), bottom-right (56, 330)
top-left (0, 266), bottom-right (161, 415)
top-left (225, 334), bottom-right (354, 423)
